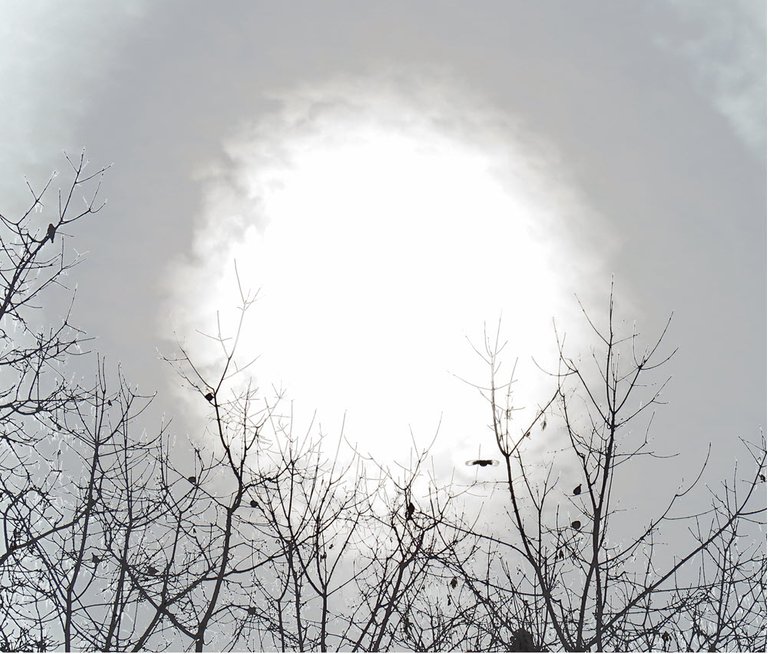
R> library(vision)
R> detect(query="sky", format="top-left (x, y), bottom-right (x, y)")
top-left (1, 1), bottom-right (765, 509)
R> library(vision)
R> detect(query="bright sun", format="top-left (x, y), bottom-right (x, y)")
top-left (170, 82), bottom-right (596, 480)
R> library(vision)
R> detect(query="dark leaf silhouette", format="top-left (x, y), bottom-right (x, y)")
top-left (573, 484), bottom-right (582, 496)
top-left (571, 520), bottom-right (582, 530)
top-left (510, 628), bottom-right (535, 652)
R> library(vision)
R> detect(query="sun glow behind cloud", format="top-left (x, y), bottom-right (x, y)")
top-left (166, 78), bottom-right (605, 481)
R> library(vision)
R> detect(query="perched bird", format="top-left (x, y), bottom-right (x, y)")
top-left (46, 223), bottom-right (56, 243)
top-left (450, 577), bottom-right (458, 589)
top-left (406, 501), bottom-right (415, 520)
top-left (187, 475), bottom-right (197, 484)
top-left (573, 484), bottom-right (582, 496)
top-left (571, 520), bottom-right (581, 530)
top-left (249, 499), bottom-right (258, 508)
top-left (465, 459), bottom-right (499, 467)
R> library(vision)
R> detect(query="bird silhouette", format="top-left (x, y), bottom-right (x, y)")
top-left (46, 223), bottom-right (56, 243)
top-left (573, 484), bottom-right (582, 496)
top-left (406, 501), bottom-right (415, 520)
top-left (450, 577), bottom-right (458, 589)
top-left (187, 475), bottom-right (197, 484)
top-left (249, 499), bottom-right (258, 508)
top-left (571, 520), bottom-right (581, 530)
top-left (465, 459), bottom-right (499, 467)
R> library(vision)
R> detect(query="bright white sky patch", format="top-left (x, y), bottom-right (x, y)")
top-left (167, 79), bottom-right (603, 481)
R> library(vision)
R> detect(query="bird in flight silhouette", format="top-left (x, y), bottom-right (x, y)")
top-left (465, 459), bottom-right (499, 467)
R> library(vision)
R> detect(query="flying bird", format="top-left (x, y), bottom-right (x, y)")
top-left (46, 223), bottom-right (56, 243)
top-left (465, 459), bottom-right (499, 467)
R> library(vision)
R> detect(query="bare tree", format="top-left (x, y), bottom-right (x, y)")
top-left (449, 284), bottom-right (766, 652)
top-left (0, 158), bottom-right (764, 652)
top-left (0, 153), bottom-right (109, 651)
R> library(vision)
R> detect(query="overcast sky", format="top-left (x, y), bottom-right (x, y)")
top-left (1, 1), bottom-right (765, 504)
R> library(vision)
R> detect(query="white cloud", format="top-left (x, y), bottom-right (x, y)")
top-left (165, 72), bottom-right (612, 481)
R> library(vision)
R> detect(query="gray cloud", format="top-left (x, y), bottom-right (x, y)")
top-left (0, 1), bottom-right (147, 212)
top-left (660, 0), bottom-right (766, 156)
